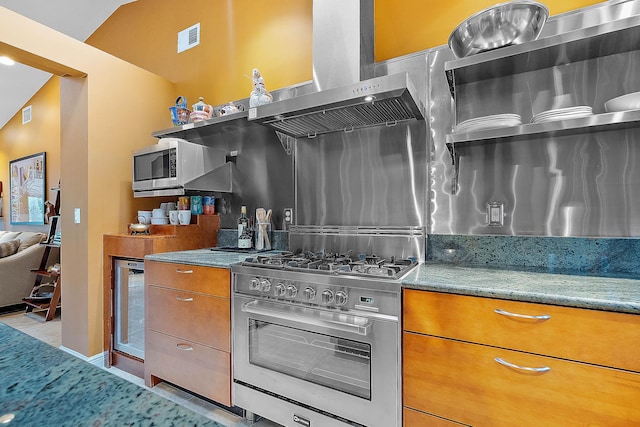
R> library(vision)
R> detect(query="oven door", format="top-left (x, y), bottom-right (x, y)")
top-left (232, 294), bottom-right (400, 427)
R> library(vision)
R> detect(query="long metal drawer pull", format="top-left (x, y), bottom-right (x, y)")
top-left (495, 357), bottom-right (550, 373)
top-left (494, 308), bottom-right (550, 321)
top-left (242, 300), bottom-right (372, 336)
top-left (176, 343), bottom-right (193, 351)
top-left (175, 269), bottom-right (193, 274)
top-left (175, 296), bottom-right (193, 302)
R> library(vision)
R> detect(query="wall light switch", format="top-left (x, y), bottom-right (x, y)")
top-left (487, 202), bottom-right (504, 227)
top-left (74, 208), bottom-right (80, 224)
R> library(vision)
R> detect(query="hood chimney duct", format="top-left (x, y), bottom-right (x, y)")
top-left (312, 0), bottom-right (374, 91)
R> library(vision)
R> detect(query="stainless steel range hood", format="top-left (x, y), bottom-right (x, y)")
top-left (247, 0), bottom-right (424, 138)
top-left (248, 72), bottom-right (422, 138)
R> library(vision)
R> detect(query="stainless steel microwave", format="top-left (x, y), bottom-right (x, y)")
top-left (132, 138), bottom-right (225, 198)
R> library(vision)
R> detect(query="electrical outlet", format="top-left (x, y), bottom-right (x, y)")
top-left (283, 208), bottom-right (293, 226)
top-left (487, 202), bottom-right (504, 226)
top-left (74, 208), bottom-right (81, 224)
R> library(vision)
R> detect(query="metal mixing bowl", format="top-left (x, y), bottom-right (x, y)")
top-left (448, 1), bottom-right (549, 58)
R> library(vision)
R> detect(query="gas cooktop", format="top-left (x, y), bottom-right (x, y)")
top-left (240, 250), bottom-right (418, 280)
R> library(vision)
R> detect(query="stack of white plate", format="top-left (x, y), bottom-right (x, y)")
top-left (531, 106), bottom-right (593, 123)
top-left (455, 114), bottom-right (522, 133)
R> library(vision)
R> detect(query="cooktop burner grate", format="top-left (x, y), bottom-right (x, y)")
top-left (241, 251), bottom-right (417, 279)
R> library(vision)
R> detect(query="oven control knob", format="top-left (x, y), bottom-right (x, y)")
top-left (259, 278), bottom-right (272, 293)
top-left (321, 289), bottom-right (334, 304)
top-left (304, 287), bottom-right (316, 301)
top-left (274, 283), bottom-right (286, 297)
top-left (250, 278), bottom-right (261, 291)
top-left (286, 284), bottom-right (298, 298)
top-left (334, 291), bottom-right (348, 306)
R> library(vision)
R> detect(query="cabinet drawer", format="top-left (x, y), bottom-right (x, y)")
top-left (403, 289), bottom-right (640, 372)
top-left (404, 407), bottom-right (467, 426)
top-left (147, 285), bottom-right (230, 351)
top-left (404, 332), bottom-right (640, 427)
top-left (145, 260), bottom-right (230, 297)
top-left (145, 330), bottom-right (231, 406)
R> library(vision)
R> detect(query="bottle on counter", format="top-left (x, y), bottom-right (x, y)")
top-left (238, 224), bottom-right (253, 249)
top-left (237, 205), bottom-right (250, 245)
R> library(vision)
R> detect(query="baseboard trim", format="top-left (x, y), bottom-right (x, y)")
top-left (60, 346), bottom-right (106, 368)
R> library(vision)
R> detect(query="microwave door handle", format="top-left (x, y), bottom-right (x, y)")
top-left (241, 300), bottom-right (372, 336)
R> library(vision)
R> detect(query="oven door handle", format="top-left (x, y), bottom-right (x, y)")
top-left (241, 300), bottom-right (372, 336)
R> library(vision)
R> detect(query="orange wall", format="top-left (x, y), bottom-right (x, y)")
top-left (87, 0), bottom-right (313, 119)
top-left (87, 0), bottom-right (605, 110)
top-left (0, 76), bottom-right (61, 228)
top-left (0, 5), bottom-right (176, 357)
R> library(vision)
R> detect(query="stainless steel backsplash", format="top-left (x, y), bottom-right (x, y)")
top-left (426, 0), bottom-right (640, 237)
top-left (215, 0), bottom-right (640, 239)
top-left (294, 122), bottom-right (427, 228)
top-left (200, 125), bottom-right (294, 230)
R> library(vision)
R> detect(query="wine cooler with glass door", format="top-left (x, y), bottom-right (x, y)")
top-left (113, 258), bottom-right (145, 360)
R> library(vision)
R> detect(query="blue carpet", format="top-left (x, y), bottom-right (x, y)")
top-left (0, 322), bottom-right (223, 426)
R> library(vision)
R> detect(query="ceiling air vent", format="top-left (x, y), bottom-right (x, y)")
top-left (22, 105), bottom-right (32, 124)
top-left (177, 23), bottom-right (200, 53)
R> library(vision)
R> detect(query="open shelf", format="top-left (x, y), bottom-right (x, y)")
top-left (23, 298), bottom-right (60, 313)
top-left (444, 109), bottom-right (640, 195)
top-left (445, 14), bottom-right (640, 94)
top-left (151, 110), bottom-right (263, 142)
top-left (30, 269), bottom-right (60, 277)
top-left (445, 109), bottom-right (640, 146)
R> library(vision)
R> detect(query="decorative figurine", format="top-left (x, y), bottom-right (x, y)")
top-left (169, 96), bottom-right (190, 126)
top-left (44, 201), bottom-right (56, 224)
top-left (219, 102), bottom-right (244, 115)
top-left (190, 97), bottom-right (214, 122)
top-left (249, 68), bottom-right (273, 107)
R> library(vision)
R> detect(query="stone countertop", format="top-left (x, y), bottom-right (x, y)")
top-left (145, 248), bottom-right (282, 269)
top-left (403, 263), bottom-right (640, 315)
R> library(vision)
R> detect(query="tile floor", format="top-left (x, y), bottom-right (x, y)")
top-left (0, 309), bottom-right (281, 427)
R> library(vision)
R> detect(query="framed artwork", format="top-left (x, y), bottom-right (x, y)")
top-left (10, 152), bottom-right (46, 225)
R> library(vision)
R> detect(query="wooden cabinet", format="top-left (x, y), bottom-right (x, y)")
top-left (404, 290), bottom-right (640, 372)
top-left (403, 407), bottom-right (466, 427)
top-left (102, 213), bottom-right (220, 373)
top-left (144, 260), bottom-right (231, 406)
top-left (403, 289), bottom-right (640, 426)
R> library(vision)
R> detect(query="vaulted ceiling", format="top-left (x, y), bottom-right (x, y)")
top-left (0, 0), bottom-right (136, 130)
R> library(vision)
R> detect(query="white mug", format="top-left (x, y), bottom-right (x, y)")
top-left (169, 210), bottom-right (179, 225)
top-left (166, 202), bottom-right (177, 214)
top-left (138, 210), bottom-right (152, 223)
top-left (178, 210), bottom-right (191, 225)
top-left (152, 208), bottom-right (166, 218)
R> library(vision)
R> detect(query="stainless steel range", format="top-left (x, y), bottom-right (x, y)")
top-left (232, 227), bottom-right (422, 427)
top-left (231, 1), bottom-right (427, 424)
